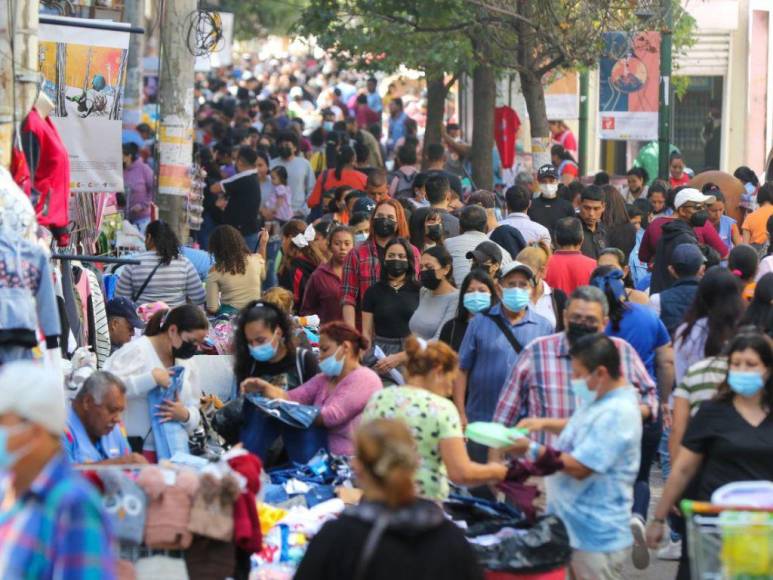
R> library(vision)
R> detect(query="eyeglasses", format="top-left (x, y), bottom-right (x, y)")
top-left (681, 203), bottom-right (705, 211)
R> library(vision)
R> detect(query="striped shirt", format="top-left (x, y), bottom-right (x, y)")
top-left (115, 251), bottom-right (205, 307)
top-left (0, 453), bottom-right (117, 578)
top-left (673, 356), bottom-right (727, 416)
top-left (493, 332), bottom-right (657, 445)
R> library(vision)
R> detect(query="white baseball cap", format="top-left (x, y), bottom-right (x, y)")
top-left (673, 188), bottom-right (715, 210)
top-left (0, 362), bottom-right (66, 435)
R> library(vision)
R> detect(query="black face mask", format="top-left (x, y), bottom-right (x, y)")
top-left (420, 269), bottom-right (442, 290)
top-left (374, 217), bottom-right (397, 238)
top-left (383, 259), bottom-right (409, 278)
top-left (278, 144), bottom-right (293, 159)
top-left (689, 210), bottom-right (709, 228)
top-left (566, 322), bottom-right (599, 346)
top-left (426, 224), bottom-right (443, 242)
top-left (172, 339), bottom-right (198, 360)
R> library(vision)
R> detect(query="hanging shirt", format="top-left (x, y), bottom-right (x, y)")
top-left (494, 106), bottom-right (520, 170)
top-left (62, 406), bottom-right (131, 463)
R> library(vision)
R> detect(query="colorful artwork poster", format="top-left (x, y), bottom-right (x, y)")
top-left (39, 18), bottom-right (130, 192)
top-left (599, 31), bottom-right (660, 141)
top-left (544, 70), bottom-right (579, 121)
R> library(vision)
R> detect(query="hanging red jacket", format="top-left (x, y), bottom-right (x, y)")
top-left (20, 107), bottom-right (71, 246)
top-left (10, 145), bottom-right (31, 197)
top-left (494, 106), bottom-right (521, 170)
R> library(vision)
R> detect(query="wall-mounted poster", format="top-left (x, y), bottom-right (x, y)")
top-left (599, 31), bottom-right (661, 141)
top-left (39, 16), bottom-right (131, 192)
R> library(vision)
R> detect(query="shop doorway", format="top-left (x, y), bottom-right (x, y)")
top-left (672, 76), bottom-right (724, 173)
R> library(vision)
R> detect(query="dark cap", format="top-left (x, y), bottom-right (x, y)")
top-left (670, 243), bottom-right (706, 273)
top-left (106, 297), bottom-right (145, 329)
top-left (352, 197), bottom-right (376, 215)
top-left (537, 164), bottom-right (558, 181)
top-left (466, 241), bottom-right (503, 266)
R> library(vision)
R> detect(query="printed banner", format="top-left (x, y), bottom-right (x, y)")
top-left (39, 17), bottom-right (131, 192)
top-left (599, 31), bottom-right (660, 141)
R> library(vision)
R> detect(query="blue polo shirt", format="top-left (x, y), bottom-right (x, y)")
top-left (459, 304), bottom-right (554, 422)
top-left (62, 407), bottom-right (131, 464)
top-left (606, 302), bottom-right (670, 381)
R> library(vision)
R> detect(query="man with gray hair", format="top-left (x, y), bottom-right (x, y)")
top-left (63, 371), bottom-right (146, 465)
top-left (492, 286), bottom-right (658, 447)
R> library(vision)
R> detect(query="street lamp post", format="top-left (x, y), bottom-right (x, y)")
top-left (658, 0), bottom-right (673, 180)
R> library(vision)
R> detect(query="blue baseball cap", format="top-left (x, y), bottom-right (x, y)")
top-left (106, 297), bottom-right (145, 329)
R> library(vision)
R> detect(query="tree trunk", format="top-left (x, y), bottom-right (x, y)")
top-left (422, 72), bottom-right (447, 169)
top-left (471, 61), bottom-right (494, 191)
top-left (122, 0), bottom-right (145, 128)
top-left (157, 0), bottom-right (197, 243)
top-left (520, 70), bottom-right (551, 170)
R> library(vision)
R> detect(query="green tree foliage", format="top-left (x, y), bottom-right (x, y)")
top-left (219, 0), bottom-right (309, 40)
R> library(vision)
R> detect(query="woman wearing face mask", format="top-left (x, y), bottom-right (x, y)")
top-left (517, 242), bottom-right (565, 331)
top-left (734, 165), bottom-right (760, 217)
top-left (115, 220), bottom-right (206, 307)
top-left (363, 337), bottom-right (507, 501)
top-left (362, 238), bottom-right (421, 376)
top-left (233, 301), bottom-right (319, 394)
top-left (421, 209), bottom-right (445, 250)
top-left (104, 305), bottom-right (208, 462)
top-left (439, 269), bottom-right (500, 352)
top-left (241, 322), bottom-right (381, 456)
top-left (410, 246), bottom-right (459, 341)
top-left (647, 331), bottom-right (773, 577)
top-left (301, 226), bottom-right (355, 324)
top-left (342, 200), bottom-right (421, 330)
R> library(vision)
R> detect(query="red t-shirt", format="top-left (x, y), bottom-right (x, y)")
top-left (638, 216), bottom-right (729, 264)
top-left (307, 168), bottom-right (368, 208)
top-left (669, 174), bottom-right (690, 189)
top-left (544, 251), bottom-right (598, 295)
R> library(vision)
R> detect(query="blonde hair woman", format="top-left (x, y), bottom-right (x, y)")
top-left (516, 242), bottom-right (565, 331)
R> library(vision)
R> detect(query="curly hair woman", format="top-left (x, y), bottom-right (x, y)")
top-left (206, 225), bottom-right (267, 315)
top-left (115, 220), bottom-right (205, 307)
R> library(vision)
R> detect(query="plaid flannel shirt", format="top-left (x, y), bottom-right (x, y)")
top-left (493, 332), bottom-right (657, 445)
top-left (0, 452), bottom-right (117, 579)
top-left (341, 239), bottom-right (421, 309)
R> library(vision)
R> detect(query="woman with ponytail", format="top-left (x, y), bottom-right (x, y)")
top-left (307, 144), bottom-right (367, 211)
top-left (241, 321), bottom-right (381, 456)
top-left (295, 418), bottom-right (483, 580)
top-left (104, 304), bottom-right (208, 461)
top-left (363, 336), bottom-right (507, 501)
top-left (728, 244), bottom-right (759, 301)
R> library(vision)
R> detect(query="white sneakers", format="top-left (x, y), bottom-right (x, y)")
top-left (630, 515), bottom-right (651, 570)
top-left (656, 539), bottom-right (682, 561)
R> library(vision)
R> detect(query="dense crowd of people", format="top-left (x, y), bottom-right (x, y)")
top-left (2, 53), bottom-right (772, 580)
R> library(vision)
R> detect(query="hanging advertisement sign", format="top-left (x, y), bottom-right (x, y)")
top-left (599, 31), bottom-right (660, 141)
top-left (39, 17), bottom-right (131, 192)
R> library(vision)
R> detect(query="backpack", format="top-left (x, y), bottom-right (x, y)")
top-left (388, 168), bottom-right (417, 197)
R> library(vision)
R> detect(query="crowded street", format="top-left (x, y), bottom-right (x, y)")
top-left (0, 0), bottom-right (772, 579)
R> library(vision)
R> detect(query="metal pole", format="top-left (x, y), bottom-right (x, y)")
top-left (157, 0), bottom-right (196, 243)
top-left (658, 0), bottom-right (673, 180)
top-left (579, 70), bottom-right (589, 176)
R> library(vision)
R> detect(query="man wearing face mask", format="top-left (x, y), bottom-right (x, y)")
top-left (270, 131), bottom-right (315, 217)
top-left (0, 362), bottom-right (117, 578)
top-left (527, 165), bottom-right (576, 235)
top-left (493, 286), bottom-right (656, 448)
top-left (499, 183), bottom-right (552, 245)
top-left (502, 334), bottom-right (644, 580)
top-left (650, 188), bottom-right (716, 293)
top-left (456, 262), bottom-right (553, 463)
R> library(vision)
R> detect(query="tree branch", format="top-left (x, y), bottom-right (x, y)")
top-left (535, 55), bottom-right (565, 78)
top-left (444, 72), bottom-right (459, 91)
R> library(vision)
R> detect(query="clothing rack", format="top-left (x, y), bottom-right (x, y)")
top-left (51, 253), bottom-right (141, 265)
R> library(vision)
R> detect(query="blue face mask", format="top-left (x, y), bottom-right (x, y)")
top-left (354, 232), bottom-right (368, 245)
top-left (570, 378), bottom-right (597, 406)
top-left (727, 371), bottom-right (765, 397)
top-left (249, 335), bottom-right (278, 362)
top-left (744, 182), bottom-right (756, 196)
top-left (323, 121), bottom-right (334, 132)
top-left (319, 347), bottom-right (345, 377)
top-left (0, 424), bottom-right (31, 471)
top-left (502, 287), bottom-right (530, 312)
top-left (463, 291), bottom-right (492, 314)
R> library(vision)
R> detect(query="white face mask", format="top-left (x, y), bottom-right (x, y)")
top-left (540, 183), bottom-right (558, 199)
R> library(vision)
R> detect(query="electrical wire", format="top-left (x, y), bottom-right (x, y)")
top-left (184, 8), bottom-right (223, 57)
